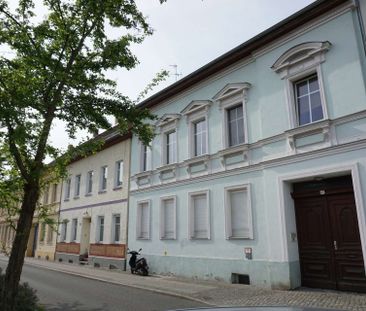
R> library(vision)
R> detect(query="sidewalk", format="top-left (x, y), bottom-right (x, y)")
top-left (1, 255), bottom-right (366, 311)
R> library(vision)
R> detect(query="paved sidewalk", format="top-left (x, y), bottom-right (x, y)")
top-left (1, 255), bottom-right (366, 310)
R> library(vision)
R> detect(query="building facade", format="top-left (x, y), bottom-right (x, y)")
top-left (128, 0), bottom-right (366, 292)
top-left (0, 179), bottom-right (61, 261)
top-left (56, 128), bottom-right (131, 269)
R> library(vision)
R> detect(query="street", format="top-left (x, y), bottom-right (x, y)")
top-left (0, 260), bottom-right (205, 311)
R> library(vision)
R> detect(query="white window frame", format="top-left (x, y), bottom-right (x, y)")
top-left (64, 178), bottom-right (71, 200)
top-left (43, 185), bottom-right (49, 205)
top-left (188, 190), bottom-right (210, 240)
top-left (139, 143), bottom-right (152, 172)
top-left (52, 183), bottom-right (58, 202)
top-left (96, 215), bottom-right (104, 243)
top-left (86, 170), bottom-right (94, 195)
top-left (74, 175), bottom-right (81, 198)
top-left (115, 160), bottom-right (124, 188)
top-left (224, 184), bottom-right (253, 239)
top-left (99, 166), bottom-right (108, 192)
top-left (60, 220), bottom-right (68, 242)
top-left (156, 114), bottom-right (181, 166)
top-left (47, 224), bottom-right (53, 244)
top-left (164, 130), bottom-right (177, 165)
top-left (213, 83), bottom-right (251, 150)
top-left (136, 200), bottom-right (151, 240)
top-left (182, 100), bottom-right (211, 158)
top-left (71, 218), bottom-right (78, 242)
top-left (271, 41), bottom-right (331, 129)
top-left (159, 195), bottom-right (177, 240)
top-left (112, 213), bottom-right (121, 243)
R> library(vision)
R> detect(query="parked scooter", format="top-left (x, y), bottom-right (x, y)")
top-left (127, 248), bottom-right (149, 276)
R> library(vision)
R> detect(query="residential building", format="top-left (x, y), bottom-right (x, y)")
top-left (0, 178), bottom-right (61, 261)
top-left (55, 128), bottom-right (131, 269)
top-left (128, 0), bottom-right (366, 292)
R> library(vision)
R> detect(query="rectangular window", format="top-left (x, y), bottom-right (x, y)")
top-left (86, 171), bottom-right (93, 194)
top-left (295, 74), bottom-right (324, 126)
top-left (61, 220), bottom-right (67, 242)
top-left (97, 216), bottom-right (104, 243)
top-left (43, 186), bottom-right (49, 205)
top-left (189, 191), bottom-right (210, 239)
top-left (100, 166), bottom-right (108, 191)
top-left (65, 179), bottom-right (71, 200)
top-left (47, 224), bottom-right (53, 244)
top-left (52, 183), bottom-right (58, 202)
top-left (113, 214), bottom-right (121, 243)
top-left (142, 145), bottom-right (152, 171)
top-left (166, 131), bottom-right (177, 164)
top-left (115, 161), bottom-right (123, 187)
top-left (225, 186), bottom-right (253, 239)
top-left (40, 223), bottom-right (46, 242)
top-left (74, 175), bottom-right (81, 197)
top-left (160, 197), bottom-right (176, 239)
top-left (194, 119), bottom-right (207, 156)
top-left (71, 218), bottom-right (78, 242)
top-left (137, 201), bottom-right (150, 239)
top-left (227, 104), bottom-right (244, 147)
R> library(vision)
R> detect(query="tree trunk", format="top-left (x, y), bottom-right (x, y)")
top-left (1, 182), bottom-right (40, 311)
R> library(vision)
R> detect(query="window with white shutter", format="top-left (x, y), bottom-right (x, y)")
top-left (225, 185), bottom-right (253, 239)
top-left (137, 201), bottom-right (150, 239)
top-left (189, 191), bottom-right (210, 239)
top-left (160, 197), bottom-right (176, 239)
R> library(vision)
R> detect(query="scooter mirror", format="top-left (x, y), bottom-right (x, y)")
top-left (138, 248), bottom-right (142, 252)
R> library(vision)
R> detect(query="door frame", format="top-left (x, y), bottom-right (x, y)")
top-left (278, 162), bottom-right (366, 273)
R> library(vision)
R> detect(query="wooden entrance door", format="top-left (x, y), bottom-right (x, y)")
top-left (293, 176), bottom-right (366, 292)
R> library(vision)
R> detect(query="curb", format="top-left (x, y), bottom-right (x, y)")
top-left (0, 258), bottom-right (211, 306)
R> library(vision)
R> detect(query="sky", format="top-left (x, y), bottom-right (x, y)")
top-left (48, 0), bottom-right (316, 152)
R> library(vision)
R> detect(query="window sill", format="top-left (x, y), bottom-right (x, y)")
top-left (184, 154), bottom-right (210, 166)
top-left (63, 198), bottom-right (70, 202)
top-left (285, 119), bottom-right (330, 136)
top-left (227, 236), bottom-right (253, 240)
top-left (136, 237), bottom-right (150, 240)
top-left (218, 143), bottom-right (249, 157)
top-left (85, 193), bottom-right (93, 197)
top-left (113, 185), bottom-right (123, 191)
top-left (156, 163), bottom-right (178, 172)
top-left (189, 237), bottom-right (210, 240)
top-left (98, 190), bottom-right (107, 194)
top-left (73, 196), bottom-right (80, 200)
top-left (134, 170), bottom-right (153, 179)
top-left (160, 237), bottom-right (176, 240)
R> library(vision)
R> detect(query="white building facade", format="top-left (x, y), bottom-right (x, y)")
top-left (128, 0), bottom-right (366, 292)
top-left (56, 129), bottom-right (131, 269)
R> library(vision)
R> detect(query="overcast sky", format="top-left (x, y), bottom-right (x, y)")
top-left (49, 0), bottom-right (316, 152)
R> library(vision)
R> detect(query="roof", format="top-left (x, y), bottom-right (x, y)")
top-left (137, 0), bottom-right (348, 110)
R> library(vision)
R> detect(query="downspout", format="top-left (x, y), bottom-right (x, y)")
top-left (124, 137), bottom-right (132, 271)
top-left (55, 177), bottom-right (64, 260)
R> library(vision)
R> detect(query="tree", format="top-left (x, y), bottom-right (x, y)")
top-left (0, 0), bottom-right (166, 309)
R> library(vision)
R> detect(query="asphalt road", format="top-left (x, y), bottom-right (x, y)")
top-left (0, 260), bottom-right (206, 311)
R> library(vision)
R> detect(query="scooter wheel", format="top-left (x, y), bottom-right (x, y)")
top-left (142, 268), bottom-right (148, 276)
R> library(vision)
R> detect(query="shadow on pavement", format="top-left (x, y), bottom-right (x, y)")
top-left (43, 302), bottom-right (107, 311)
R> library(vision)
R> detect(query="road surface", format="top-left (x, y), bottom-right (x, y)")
top-left (0, 260), bottom-right (206, 311)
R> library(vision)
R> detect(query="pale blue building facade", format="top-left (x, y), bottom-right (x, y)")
top-left (128, 0), bottom-right (366, 291)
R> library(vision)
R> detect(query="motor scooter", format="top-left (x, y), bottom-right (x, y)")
top-left (127, 248), bottom-right (149, 276)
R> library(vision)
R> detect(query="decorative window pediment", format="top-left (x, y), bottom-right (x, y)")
top-left (181, 100), bottom-right (212, 116)
top-left (213, 82), bottom-right (251, 103)
top-left (271, 41), bottom-right (331, 79)
top-left (156, 113), bottom-right (181, 128)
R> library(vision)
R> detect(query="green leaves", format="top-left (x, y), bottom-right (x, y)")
top-left (0, 0), bottom-right (167, 214)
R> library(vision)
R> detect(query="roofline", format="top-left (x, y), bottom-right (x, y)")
top-left (137, 0), bottom-right (349, 110)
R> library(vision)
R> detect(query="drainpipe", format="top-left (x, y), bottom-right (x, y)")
top-left (355, 0), bottom-right (366, 56)
top-left (55, 177), bottom-right (64, 260)
top-left (124, 138), bottom-right (132, 271)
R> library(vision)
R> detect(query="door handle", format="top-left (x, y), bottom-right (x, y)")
top-left (333, 240), bottom-right (338, 251)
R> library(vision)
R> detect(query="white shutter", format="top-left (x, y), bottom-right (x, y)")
top-left (162, 199), bottom-right (175, 239)
top-left (230, 189), bottom-right (251, 238)
top-left (193, 194), bottom-right (208, 239)
top-left (140, 202), bottom-right (149, 239)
